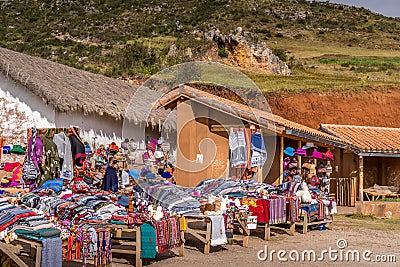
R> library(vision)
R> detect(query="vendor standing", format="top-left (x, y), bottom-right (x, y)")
top-left (102, 159), bottom-right (119, 192)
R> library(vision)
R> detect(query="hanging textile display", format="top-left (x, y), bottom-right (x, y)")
top-left (229, 128), bottom-right (248, 168)
top-left (68, 127), bottom-right (86, 167)
top-left (22, 128), bottom-right (42, 188)
top-left (54, 131), bottom-right (73, 180)
top-left (250, 131), bottom-right (267, 167)
top-left (38, 133), bottom-right (60, 187)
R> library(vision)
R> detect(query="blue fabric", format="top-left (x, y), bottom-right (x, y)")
top-left (41, 237), bottom-right (62, 267)
top-left (251, 132), bottom-right (266, 152)
top-left (102, 166), bottom-right (118, 192)
top-left (36, 178), bottom-right (64, 193)
top-left (140, 223), bottom-right (157, 259)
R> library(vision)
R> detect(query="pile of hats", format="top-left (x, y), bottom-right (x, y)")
top-left (286, 143), bottom-right (334, 162)
top-left (2, 145), bottom-right (25, 155)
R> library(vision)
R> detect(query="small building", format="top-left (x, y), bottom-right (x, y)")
top-left (154, 85), bottom-right (353, 187)
top-left (0, 47), bottom-right (164, 147)
top-left (320, 124), bottom-right (400, 201)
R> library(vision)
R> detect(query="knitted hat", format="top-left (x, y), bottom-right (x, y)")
top-left (309, 151), bottom-right (323, 159)
top-left (141, 167), bottom-right (151, 177)
top-left (146, 173), bottom-right (156, 179)
top-left (283, 147), bottom-right (295, 157)
top-left (294, 148), bottom-right (307, 156)
top-left (161, 171), bottom-right (172, 178)
top-left (10, 145), bottom-right (25, 155)
top-left (146, 139), bottom-right (157, 153)
top-left (85, 144), bottom-right (93, 154)
top-left (2, 146), bottom-right (11, 154)
top-left (129, 169), bottom-right (140, 179)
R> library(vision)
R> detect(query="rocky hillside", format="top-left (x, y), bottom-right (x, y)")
top-left (1, 0), bottom-right (399, 78)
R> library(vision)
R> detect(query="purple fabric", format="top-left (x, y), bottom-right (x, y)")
top-left (27, 136), bottom-right (43, 173)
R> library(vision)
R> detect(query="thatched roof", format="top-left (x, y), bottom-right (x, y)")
top-left (0, 47), bottom-right (159, 122)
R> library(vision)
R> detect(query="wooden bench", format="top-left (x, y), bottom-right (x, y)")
top-left (261, 222), bottom-right (296, 241)
top-left (111, 225), bottom-right (143, 267)
top-left (184, 215), bottom-right (250, 254)
top-left (111, 224), bottom-right (184, 267)
top-left (296, 209), bottom-right (333, 234)
top-left (364, 191), bottom-right (400, 201)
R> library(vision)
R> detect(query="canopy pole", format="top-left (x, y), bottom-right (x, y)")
top-left (359, 155), bottom-right (364, 201)
top-left (297, 140), bottom-right (302, 168)
top-left (279, 136), bottom-right (284, 184)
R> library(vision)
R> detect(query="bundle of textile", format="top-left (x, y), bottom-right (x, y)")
top-left (73, 224), bottom-right (112, 267)
top-left (139, 181), bottom-right (200, 214)
top-left (209, 215), bottom-right (227, 246)
top-left (14, 227), bottom-right (61, 240)
top-left (33, 178), bottom-right (65, 195)
top-left (6, 215), bottom-right (54, 234)
top-left (183, 178), bottom-right (245, 198)
top-left (153, 216), bottom-right (181, 252)
top-left (268, 197), bottom-right (286, 225)
top-left (0, 203), bottom-right (37, 233)
top-left (287, 197), bottom-right (300, 222)
top-left (241, 198), bottom-right (270, 223)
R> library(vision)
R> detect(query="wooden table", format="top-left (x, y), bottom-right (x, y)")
top-left (111, 225), bottom-right (143, 267)
top-left (295, 209), bottom-right (333, 234)
top-left (262, 222), bottom-right (296, 241)
top-left (184, 215), bottom-right (250, 254)
top-left (111, 223), bottom-right (184, 267)
top-left (0, 242), bottom-right (29, 267)
top-left (364, 191), bottom-right (400, 201)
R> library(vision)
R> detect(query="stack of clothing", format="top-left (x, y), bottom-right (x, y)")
top-left (138, 181), bottom-right (200, 214)
top-left (183, 178), bottom-right (245, 198)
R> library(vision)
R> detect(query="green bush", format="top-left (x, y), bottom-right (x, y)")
top-left (218, 45), bottom-right (228, 58)
top-left (272, 48), bottom-right (287, 62)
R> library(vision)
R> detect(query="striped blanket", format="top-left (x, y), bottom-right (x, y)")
top-left (268, 198), bottom-right (286, 225)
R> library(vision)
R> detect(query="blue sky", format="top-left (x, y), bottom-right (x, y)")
top-left (315, 0), bottom-right (399, 18)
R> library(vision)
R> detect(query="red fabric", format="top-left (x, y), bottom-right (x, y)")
top-left (2, 162), bottom-right (20, 172)
top-left (248, 199), bottom-right (270, 223)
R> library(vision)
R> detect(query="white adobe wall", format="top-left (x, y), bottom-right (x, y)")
top-left (0, 75), bottom-right (56, 128)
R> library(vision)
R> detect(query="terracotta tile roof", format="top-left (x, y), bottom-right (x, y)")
top-left (154, 85), bottom-right (349, 147)
top-left (320, 124), bottom-right (400, 153)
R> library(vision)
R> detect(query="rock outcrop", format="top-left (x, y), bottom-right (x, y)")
top-left (205, 28), bottom-right (292, 75)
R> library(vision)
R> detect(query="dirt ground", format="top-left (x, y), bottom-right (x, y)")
top-left (265, 86), bottom-right (400, 129)
top-left (6, 208), bottom-right (400, 267)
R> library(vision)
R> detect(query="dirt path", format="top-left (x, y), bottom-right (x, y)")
top-left (143, 214), bottom-right (400, 267)
top-left (5, 214), bottom-right (400, 267)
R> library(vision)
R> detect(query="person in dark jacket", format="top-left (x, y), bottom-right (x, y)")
top-left (102, 160), bottom-right (119, 192)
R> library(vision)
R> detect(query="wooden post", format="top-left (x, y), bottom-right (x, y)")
top-left (264, 224), bottom-right (271, 241)
top-left (279, 136), bottom-right (284, 184)
top-left (381, 157), bottom-right (387, 185)
top-left (179, 231), bottom-right (185, 257)
top-left (135, 226), bottom-right (142, 267)
top-left (359, 156), bottom-right (364, 201)
top-left (303, 210), bottom-right (308, 234)
top-left (204, 220), bottom-right (211, 254)
top-left (297, 140), bottom-right (302, 168)
top-left (35, 246), bottom-right (42, 267)
top-left (289, 222), bottom-right (295, 236)
top-left (116, 228), bottom-right (122, 238)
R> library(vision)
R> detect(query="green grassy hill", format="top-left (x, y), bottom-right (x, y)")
top-left (1, 0), bottom-right (400, 91)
